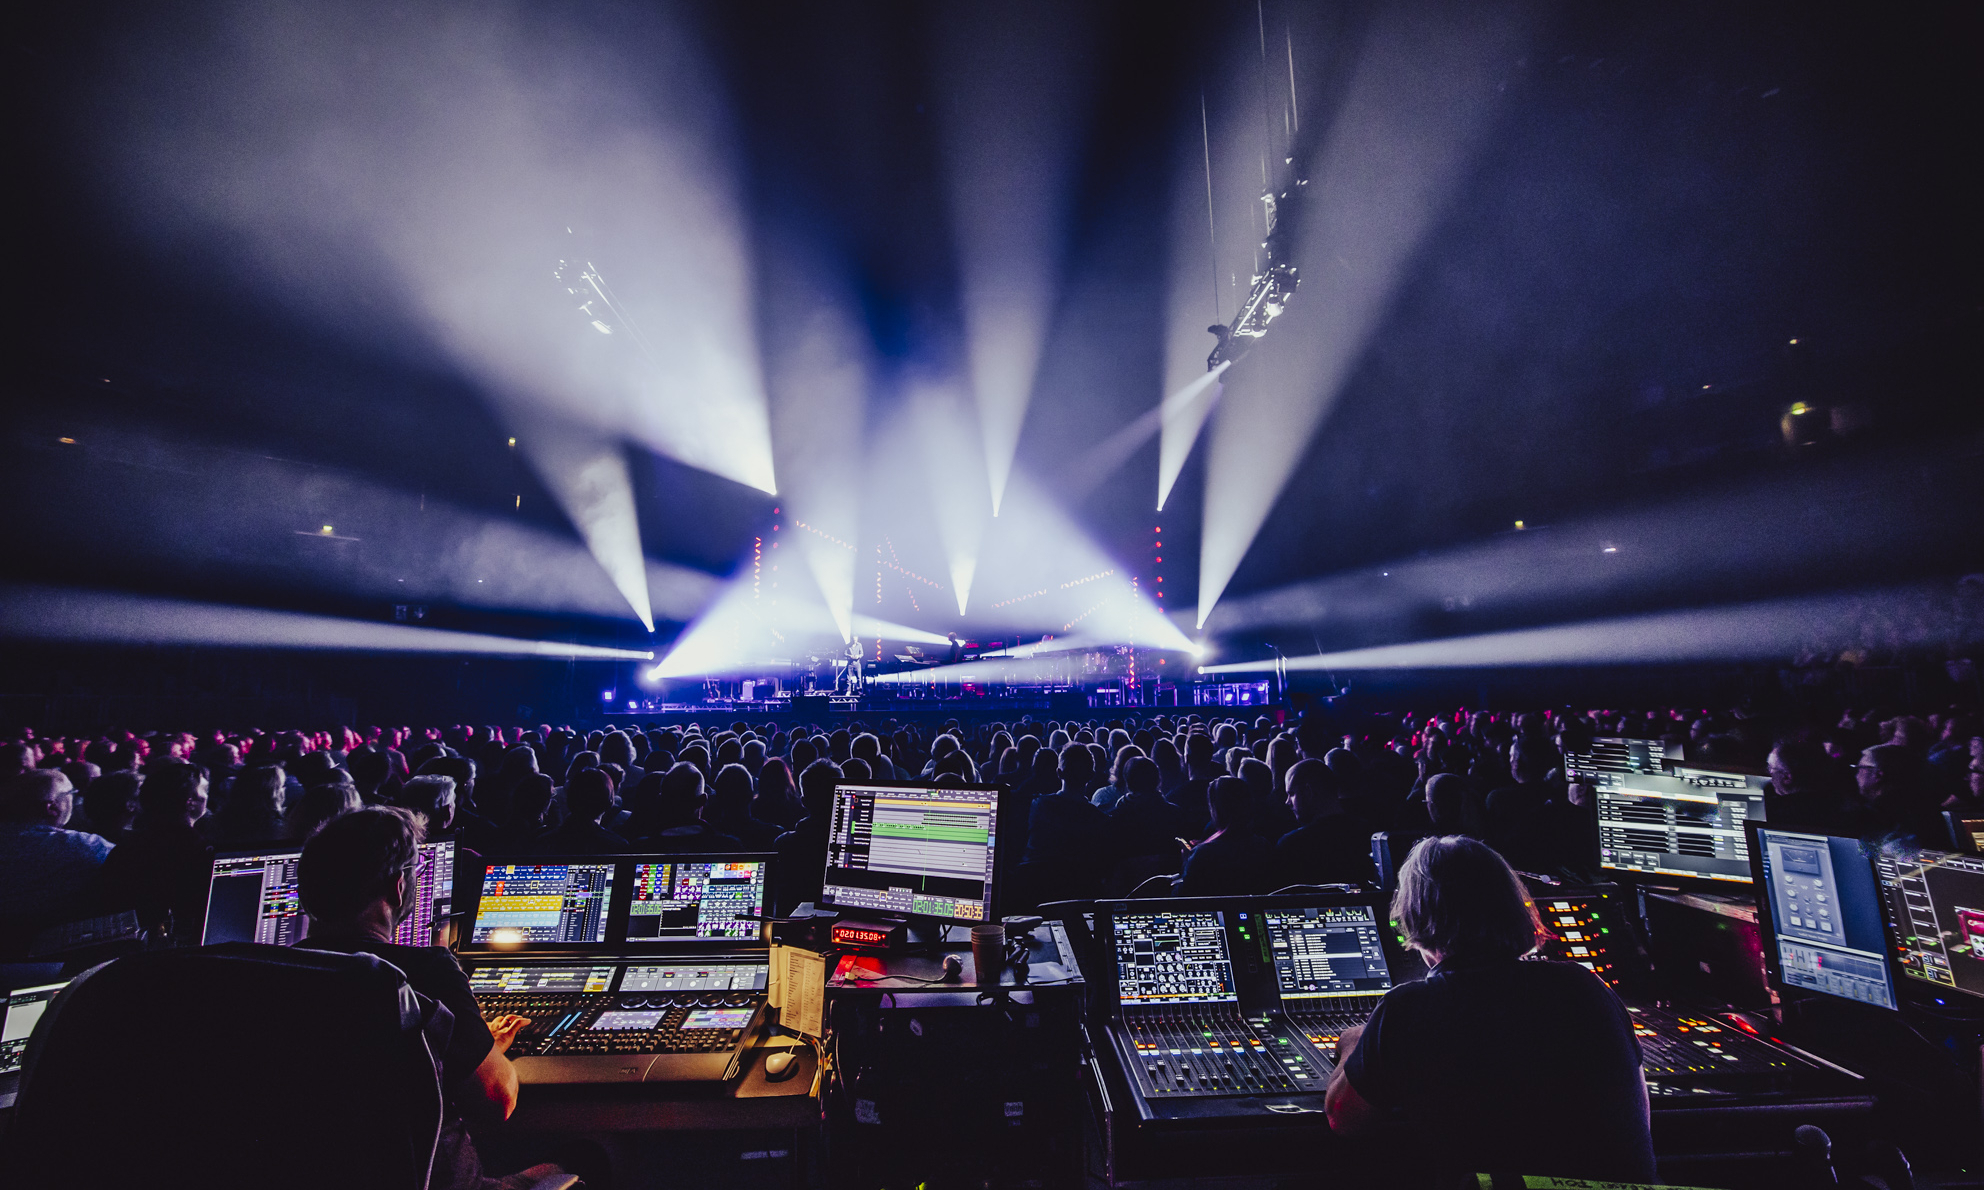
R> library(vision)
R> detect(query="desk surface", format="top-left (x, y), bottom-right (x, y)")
top-left (508, 1043), bottom-right (819, 1133)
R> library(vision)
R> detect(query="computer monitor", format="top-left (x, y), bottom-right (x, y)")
top-left (1565, 737), bottom-right (1668, 778)
top-left (1747, 825), bottom-right (1897, 1010)
top-left (468, 861), bottom-right (615, 946)
top-left (1, 982), bottom-right (68, 1077)
top-left (1594, 766), bottom-right (1766, 887)
top-left (821, 781), bottom-right (999, 921)
top-left (626, 858), bottom-right (770, 941)
top-left (202, 847), bottom-right (306, 946)
top-left (1259, 905), bottom-right (1395, 1000)
top-left (1871, 843), bottom-right (1984, 1002)
top-left (201, 838), bottom-right (457, 947)
top-left (393, 837), bottom-right (456, 946)
top-left (1111, 910), bottom-right (1237, 1004)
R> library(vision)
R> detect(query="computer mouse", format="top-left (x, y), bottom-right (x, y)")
top-left (941, 954), bottom-right (964, 981)
top-left (763, 1049), bottom-right (797, 1077)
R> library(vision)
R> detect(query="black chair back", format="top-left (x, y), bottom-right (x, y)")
top-left (10, 943), bottom-right (451, 1190)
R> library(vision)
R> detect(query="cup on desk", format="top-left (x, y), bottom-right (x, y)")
top-left (971, 923), bottom-right (1006, 985)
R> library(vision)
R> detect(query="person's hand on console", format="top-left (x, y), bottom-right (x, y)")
top-left (487, 1013), bottom-right (532, 1054)
top-left (1325, 1023), bottom-right (1377, 1136)
top-left (1333, 1023), bottom-right (1364, 1066)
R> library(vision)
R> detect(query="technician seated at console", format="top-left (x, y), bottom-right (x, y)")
top-left (295, 807), bottom-right (568, 1190)
top-left (1326, 835), bottom-right (1655, 1185)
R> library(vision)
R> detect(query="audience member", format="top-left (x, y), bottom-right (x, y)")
top-left (213, 763), bottom-right (287, 847)
top-left (0, 770), bottom-right (114, 928)
top-left (642, 763), bottom-right (739, 853)
top-left (1179, 776), bottom-right (1274, 897)
top-left (773, 760), bottom-right (840, 914)
top-left (98, 760), bottom-right (215, 942)
top-left (1021, 744), bottom-right (1115, 903)
top-left (707, 763), bottom-right (781, 848)
top-left (79, 770), bottom-right (144, 845)
top-left (286, 778), bottom-right (362, 841)
top-left (1274, 759), bottom-right (1371, 888)
top-left (535, 769), bottom-right (629, 854)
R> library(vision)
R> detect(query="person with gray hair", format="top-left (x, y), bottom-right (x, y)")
top-left (0, 769), bottom-right (114, 926)
top-left (1326, 835), bottom-right (1653, 1184)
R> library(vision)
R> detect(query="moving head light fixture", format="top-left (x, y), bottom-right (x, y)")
top-left (554, 226), bottom-right (658, 359)
top-left (1205, 157), bottom-right (1305, 371)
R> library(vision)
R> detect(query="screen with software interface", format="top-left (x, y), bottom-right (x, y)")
top-left (1596, 767), bottom-right (1765, 885)
top-left (1756, 828), bottom-right (1896, 1010)
top-left (470, 862), bottom-right (614, 944)
top-left (203, 839), bottom-right (456, 947)
top-left (822, 783), bottom-right (996, 920)
top-left (1872, 844), bottom-right (1984, 1002)
top-left (627, 860), bottom-right (768, 940)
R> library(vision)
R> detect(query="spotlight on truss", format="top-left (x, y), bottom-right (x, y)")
top-left (1205, 160), bottom-right (1305, 371)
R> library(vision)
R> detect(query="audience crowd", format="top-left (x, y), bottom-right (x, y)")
top-left (3, 702), bottom-right (1980, 943)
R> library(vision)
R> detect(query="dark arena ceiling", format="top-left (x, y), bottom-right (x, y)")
top-left (4, 0), bottom-right (1979, 678)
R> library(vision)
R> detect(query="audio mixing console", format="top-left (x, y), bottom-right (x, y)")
top-left (1097, 898), bottom-right (1407, 1122)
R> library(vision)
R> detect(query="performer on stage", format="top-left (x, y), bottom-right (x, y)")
top-left (843, 637), bottom-right (864, 697)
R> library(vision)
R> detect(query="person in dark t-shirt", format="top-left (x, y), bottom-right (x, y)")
top-left (1327, 835), bottom-right (1654, 1185)
top-left (295, 807), bottom-right (566, 1190)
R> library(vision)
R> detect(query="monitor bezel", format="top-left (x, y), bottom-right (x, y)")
top-left (1590, 765), bottom-right (1768, 894)
top-left (457, 852), bottom-right (774, 955)
top-left (818, 778), bottom-right (1004, 925)
top-left (1743, 821), bottom-right (1899, 1012)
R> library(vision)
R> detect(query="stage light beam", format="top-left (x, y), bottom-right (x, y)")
top-left (1195, 2), bottom-right (1530, 628)
top-left (931, 0), bottom-right (1093, 517)
top-left (1194, 587), bottom-right (1978, 673)
top-left (512, 424), bottom-right (654, 631)
top-left (0, 585), bottom-right (654, 660)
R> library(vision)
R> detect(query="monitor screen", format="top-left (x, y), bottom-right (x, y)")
top-left (620, 963), bottom-right (769, 992)
top-left (821, 783), bottom-right (997, 921)
top-left (1565, 737), bottom-right (1667, 778)
top-left (627, 860), bottom-right (769, 941)
top-left (393, 837), bottom-right (456, 947)
top-left (1, 982), bottom-right (68, 1076)
top-left (1113, 911), bottom-right (1237, 1004)
top-left (1261, 905), bottom-right (1395, 1000)
top-left (1754, 828), bottom-right (1896, 1010)
top-left (1596, 767), bottom-right (1766, 885)
top-left (470, 862), bottom-right (615, 945)
top-left (1872, 844), bottom-right (1984, 1002)
top-left (204, 838), bottom-right (455, 947)
top-left (466, 965), bottom-right (617, 994)
top-left (202, 848), bottom-right (305, 946)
